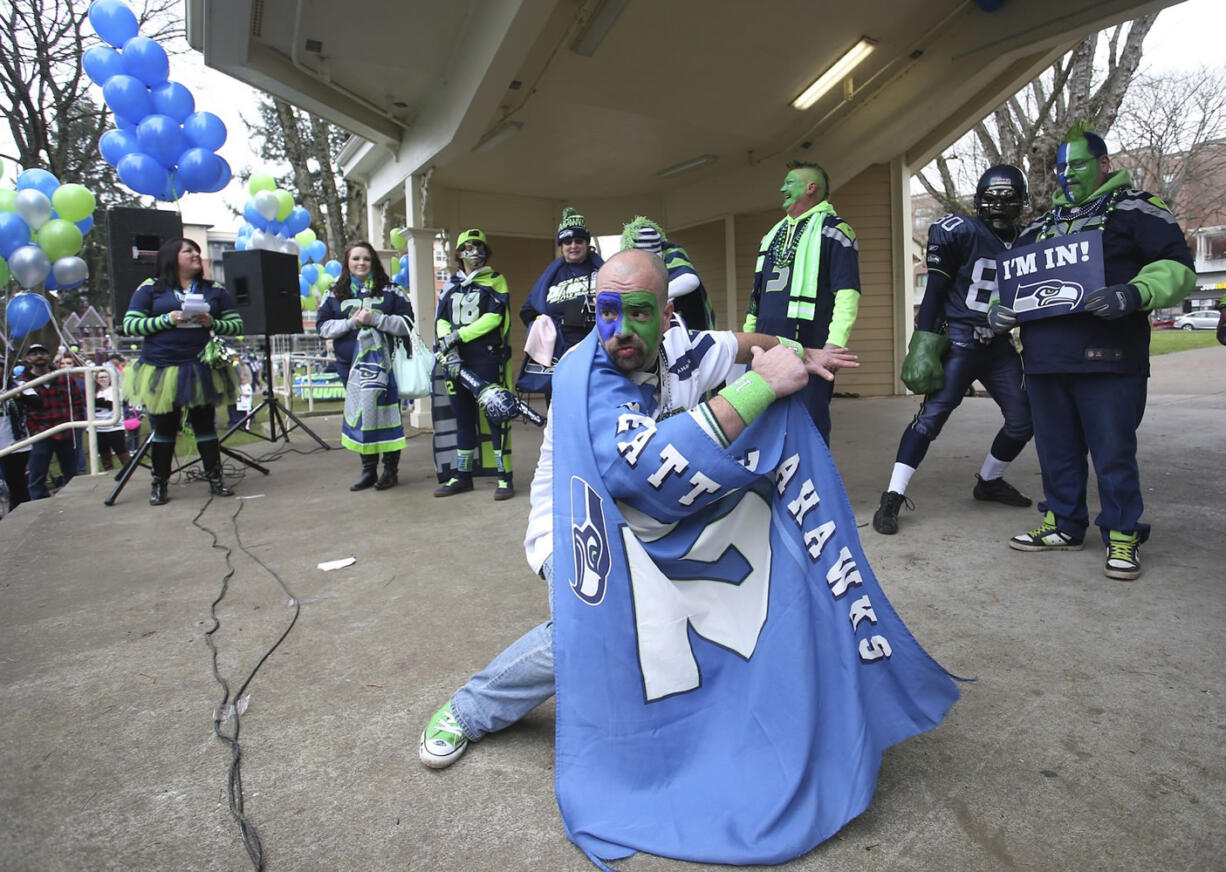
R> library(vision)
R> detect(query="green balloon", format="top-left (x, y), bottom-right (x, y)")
top-left (0, 256), bottom-right (9, 286)
top-left (36, 218), bottom-right (84, 261)
top-left (295, 228), bottom-right (316, 248)
top-left (248, 171), bottom-right (276, 196)
top-left (316, 272), bottom-right (334, 290)
top-left (51, 184), bottom-right (96, 223)
top-left (0, 190), bottom-right (15, 213)
top-left (274, 189), bottom-right (294, 222)
top-left (389, 227), bottom-right (406, 250)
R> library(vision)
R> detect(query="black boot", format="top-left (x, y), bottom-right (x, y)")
top-left (375, 450), bottom-right (400, 490)
top-left (197, 439), bottom-right (234, 496)
top-left (351, 454), bottom-right (379, 491)
top-left (494, 473), bottom-right (514, 501)
top-left (150, 441), bottom-right (173, 506)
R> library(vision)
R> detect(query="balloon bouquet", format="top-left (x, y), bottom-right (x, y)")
top-left (388, 228), bottom-right (410, 288)
top-left (231, 172), bottom-right (340, 311)
top-left (1, 163), bottom-right (98, 347)
top-left (85, 0), bottom-right (231, 200)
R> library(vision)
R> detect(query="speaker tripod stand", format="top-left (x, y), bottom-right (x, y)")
top-left (220, 336), bottom-right (330, 449)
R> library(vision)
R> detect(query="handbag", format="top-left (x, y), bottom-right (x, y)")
top-left (392, 318), bottom-right (434, 399)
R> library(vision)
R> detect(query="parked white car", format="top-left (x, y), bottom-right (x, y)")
top-left (1172, 310), bottom-right (1220, 331)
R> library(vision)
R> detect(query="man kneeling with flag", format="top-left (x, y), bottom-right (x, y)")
top-left (419, 248), bottom-right (959, 868)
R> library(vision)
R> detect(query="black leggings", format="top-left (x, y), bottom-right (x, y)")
top-left (150, 405), bottom-right (217, 441)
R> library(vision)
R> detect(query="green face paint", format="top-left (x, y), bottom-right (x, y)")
top-left (1056, 138), bottom-right (1102, 204)
top-left (780, 170), bottom-right (809, 210)
top-left (596, 290), bottom-right (664, 371)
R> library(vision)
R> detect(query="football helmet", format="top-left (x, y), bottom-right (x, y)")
top-left (974, 164), bottom-right (1027, 232)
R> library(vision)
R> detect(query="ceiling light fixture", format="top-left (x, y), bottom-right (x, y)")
top-left (472, 121), bottom-right (523, 154)
top-left (656, 154), bottom-right (719, 178)
top-left (792, 37), bottom-right (876, 110)
top-left (571, 0), bottom-right (629, 57)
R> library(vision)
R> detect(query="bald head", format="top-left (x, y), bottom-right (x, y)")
top-left (596, 248), bottom-right (669, 304)
top-left (594, 249), bottom-right (673, 372)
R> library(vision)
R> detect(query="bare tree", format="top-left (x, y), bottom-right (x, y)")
top-left (247, 96), bottom-right (366, 256)
top-left (916, 14), bottom-right (1157, 217)
top-left (1110, 68), bottom-right (1226, 229)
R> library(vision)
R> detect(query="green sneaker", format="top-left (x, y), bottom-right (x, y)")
top-left (1009, 511), bottom-right (1084, 552)
top-left (419, 703), bottom-right (469, 768)
top-left (1104, 530), bottom-right (1141, 581)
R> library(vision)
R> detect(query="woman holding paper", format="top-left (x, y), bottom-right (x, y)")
top-left (122, 238), bottom-right (244, 506)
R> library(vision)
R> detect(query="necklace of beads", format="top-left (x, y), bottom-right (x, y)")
top-left (769, 215), bottom-right (812, 268)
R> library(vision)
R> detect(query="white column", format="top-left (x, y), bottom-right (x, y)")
top-left (889, 155), bottom-right (914, 396)
top-left (366, 199), bottom-right (386, 253)
top-left (404, 173), bottom-right (440, 429)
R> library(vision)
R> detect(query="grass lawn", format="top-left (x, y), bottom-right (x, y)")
top-left (1150, 329), bottom-right (1220, 356)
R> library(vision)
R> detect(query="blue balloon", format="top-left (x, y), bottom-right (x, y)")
top-left (0, 213), bottom-right (32, 259)
top-left (76, 215), bottom-right (95, 235)
top-left (115, 114), bottom-right (137, 132)
top-left (83, 45), bottom-right (125, 86)
top-left (16, 169), bottom-right (61, 200)
top-left (6, 292), bottom-right (52, 338)
top-left (175, 147), bottom-right (222, 192)
top-left (267, 220), bottom-right (284, 237)
top-left (393, 270), bottom-right (408, 287)
top-left (298, 249), bottom-right (309, 265)
top-left (103, 74), bottom-right (154, 125)
top-left (201, 157), bottom-right (232, 194)
top-left (99, 128), bottom-right (141, 166)
top-left (301, 264), bottom-right (319, 284)
top-left (307, 240), bottom-right (326, 263)
top-left (43, 271), bottom-right (60, 292)
top-left (324, 259), bottom-right (342, 279)
top-left (182, 111), bottom-right (226, 151)
top-left (237, 223), bottom-right (254, 239)
top-left (243, 201), bottom-right (267, 230)
top-left (161, 170), bottom-right (182, 202)
top-left (117, 152), bottom-right (170, 197)
top-left (136, 114), bottom-right (187, 169)
top-left (88, 0), bottom-right (139, 49)
top-left (299, 276), bottom-right (311, 297)
top-left (150, 80), bottom-right (195, 122)
top-left (285, 206), bottom-right (311, 236)
top-left (120, 36), bottom-right (169, 87)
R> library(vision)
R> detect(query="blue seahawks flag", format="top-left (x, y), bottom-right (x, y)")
top-left (551, 331), bottom-right (961, 869)
top-left (996, 233), bottom-right (1105, 322)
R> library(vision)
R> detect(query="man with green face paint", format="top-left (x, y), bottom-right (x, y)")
top-left (419, 249), bottom-right (859, 772)
top-left (744, 161), bottom-right (860, 442)
top-left (987, 129), bottom-right (1196, 580)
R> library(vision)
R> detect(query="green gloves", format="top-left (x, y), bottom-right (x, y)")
top-left (900, 330), bottom-right (950, 395)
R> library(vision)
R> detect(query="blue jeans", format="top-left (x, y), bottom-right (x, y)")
top-left (1027, 372), bottom-right (1148, 544)
top-left (27, 437), bottom-right (78, 499)
top-left (450, 555), bottom-right (555, 741)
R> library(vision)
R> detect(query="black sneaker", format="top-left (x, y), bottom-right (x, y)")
top-left (872, 490), bottom-right (913, 535)
top-left (973, 474), bottom-right (1032, 507)
top-left (1104, 530), bottom-right (1141, 580)
top-left (433, 476), bottom-right (474, 497)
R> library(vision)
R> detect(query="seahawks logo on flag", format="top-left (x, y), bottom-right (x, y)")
top-left (570, 476), bottom-right (611, 605)
top-left (1013, 279), bottom-right (1084, 313)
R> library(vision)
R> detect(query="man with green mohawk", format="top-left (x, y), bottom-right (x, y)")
top-left (987, 126), bottom-right (1196, 580)
top-left (620, 216), bottom-right (716, 331)
top-left (743, 161), bottom-right (860, 442)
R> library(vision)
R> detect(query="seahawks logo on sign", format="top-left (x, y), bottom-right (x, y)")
top-left (570, 476), bottom-right (611, 605)
top-left (1013, 279), bottom-right (1084, 314)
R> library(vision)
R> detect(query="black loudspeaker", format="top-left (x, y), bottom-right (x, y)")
top-left (106, 207), bottom-right (184, 316)
top-left (222, 249), bottom-right (304, 336)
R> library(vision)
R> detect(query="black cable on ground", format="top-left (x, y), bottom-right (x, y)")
top-left (192, 496), bottom-right (303, 871)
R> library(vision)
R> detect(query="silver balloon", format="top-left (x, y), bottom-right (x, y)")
top-left (253, 190), bottom-right (279, 222)
top-left (52, 255), bottom-right (89, 286)
top-left (9, 244), bottom-right (52, 289)
top-left (249, 228), bottom-right (270, 250)
top-left (14, 188), bottom-right (53, 231)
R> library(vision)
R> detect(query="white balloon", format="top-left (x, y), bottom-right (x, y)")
top-left (15, 189), bottom-right (53, 231)
top-left (277, 237), bottom-right (297, 254)
top-left (253, 190), bottom-right (279, 222)
top-left (8, 244), bottom-right (52, 289)
top-left (52, 255), bottom-right (89, 285)
top-left (249, 229), bottom-right (269, 250)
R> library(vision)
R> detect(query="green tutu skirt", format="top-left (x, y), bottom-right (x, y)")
top-left (124, 359), bottom-right (237, 414)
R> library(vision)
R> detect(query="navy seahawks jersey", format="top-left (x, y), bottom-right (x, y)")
top-left (436, 270), bottom-right (511, 365)
top-left (923, 214), bottom-right (1019, 331)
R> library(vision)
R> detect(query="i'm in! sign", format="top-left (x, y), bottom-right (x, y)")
top-left (995, 234), bottom-right (1105, 322)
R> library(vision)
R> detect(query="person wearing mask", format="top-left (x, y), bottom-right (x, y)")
top-left (122, 238), bottom-right (244, 506)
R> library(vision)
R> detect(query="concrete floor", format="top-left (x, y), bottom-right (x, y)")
top-left (1, 346), bottom-right (1224, 872)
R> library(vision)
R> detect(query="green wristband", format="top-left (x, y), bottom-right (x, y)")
top-left (776, 336), bottom-right (804, 359)
top-left (718, 370), bottom-right (776, 425)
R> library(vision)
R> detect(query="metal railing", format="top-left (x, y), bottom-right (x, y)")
top-left (0, 363), bottom-right (122, 477)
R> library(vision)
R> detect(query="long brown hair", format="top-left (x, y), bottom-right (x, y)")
top-left (334, 241), bottom-right (392, 301)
